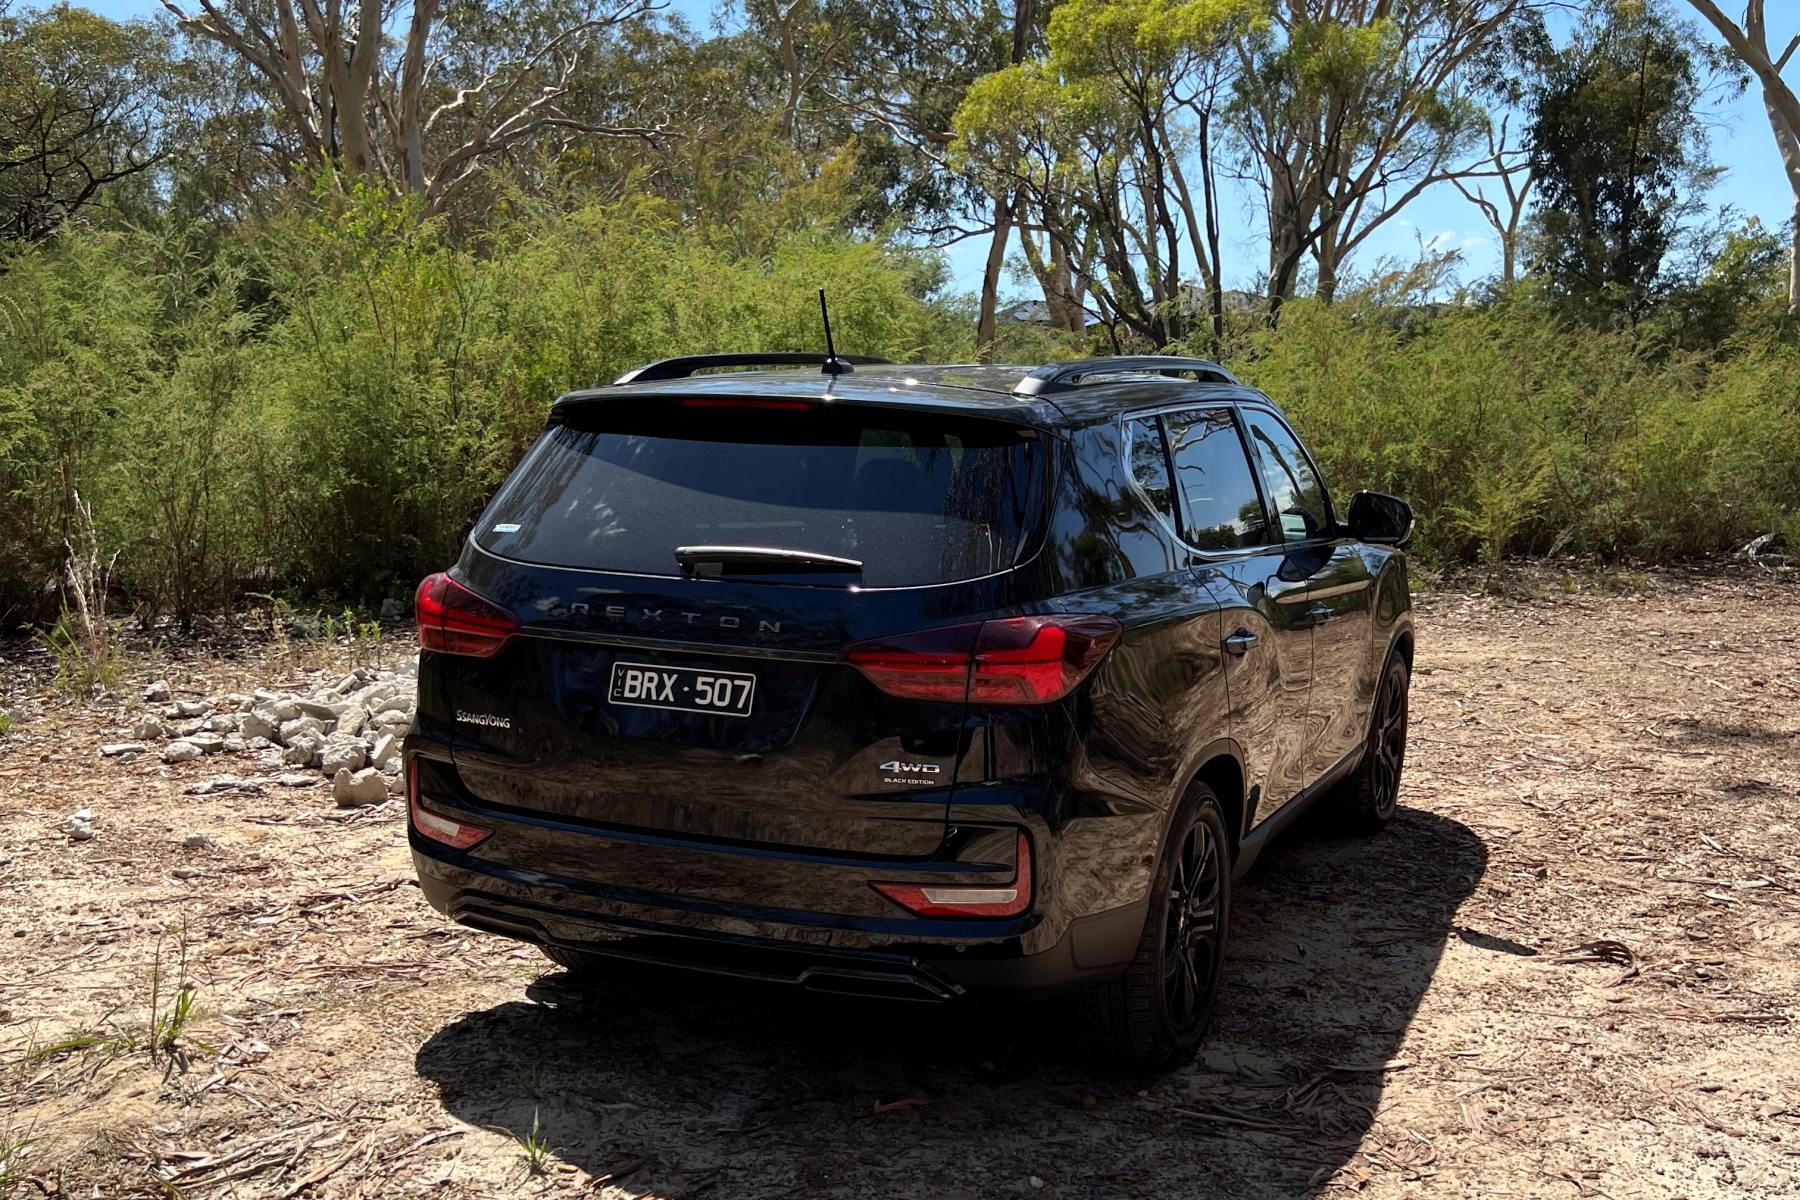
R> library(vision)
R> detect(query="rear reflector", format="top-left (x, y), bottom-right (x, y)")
top-left (873, 831), bottom-right (1032, 918)
top-left (416, 572), bottom-right (518, 657)
top-left (843, 615), bottom-right (1121, 705)
top-left (408, 770), bottom-right (492, 850)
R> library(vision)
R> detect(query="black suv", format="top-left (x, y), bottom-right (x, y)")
top-left (405, 354), bottom-right (1415, 1068)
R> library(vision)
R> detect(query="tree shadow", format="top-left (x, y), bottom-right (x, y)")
top-left (415, 805), bottom-right (1486, 1197)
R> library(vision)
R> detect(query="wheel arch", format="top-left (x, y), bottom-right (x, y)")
top-left (1171, 738), bottom-right (1248, 865)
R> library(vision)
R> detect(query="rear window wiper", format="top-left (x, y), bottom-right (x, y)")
top-left (675, 545), bottom-right (864, 578)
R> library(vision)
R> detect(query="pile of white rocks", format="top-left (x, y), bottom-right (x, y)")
top-left (108, 664), bottom-right (418, 807)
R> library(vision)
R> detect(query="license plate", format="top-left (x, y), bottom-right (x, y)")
top-left (608, 661), bottom-right (757, 718)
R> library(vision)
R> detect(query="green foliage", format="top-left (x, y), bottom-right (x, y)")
top-left (0, 191), bottom-right (962, 615)
top-left (0, 3), bottom-right (175, 238)
top-left (1526, 0), bottom-right (1725, 323)
top-left (1220, 285), bottom-right (1800, 562)
top-left (1, 185), bottom-right (1796, 625)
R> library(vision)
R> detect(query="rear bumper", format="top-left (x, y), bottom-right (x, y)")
top-left (406, 777), bottom-right (1150, 999)
top-left (413, 849), bottom-right (1145, 999)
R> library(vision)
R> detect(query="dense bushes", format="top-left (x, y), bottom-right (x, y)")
top-left (2, 194), bottom-right (1797, 627)
top-left (0, 194), bottom-right (966, 624)
top-left (1225, 291), bottom-right (1800, 564)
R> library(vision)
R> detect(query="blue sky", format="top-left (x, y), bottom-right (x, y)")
top-left (75, 0), bottom-right (1797, 298)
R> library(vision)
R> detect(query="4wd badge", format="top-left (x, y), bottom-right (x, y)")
top-left (879, 760), bottom-right (941, 786)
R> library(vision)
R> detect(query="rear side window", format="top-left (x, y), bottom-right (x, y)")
top-left (1241, 411), bottom-right (1330, 542)
top-left (475, 403), bottom-right (1044, 588)
top-left (1164, 409), bottom-right (1270, 551)
top-left (1125, 416), bottom-right (1176, 526)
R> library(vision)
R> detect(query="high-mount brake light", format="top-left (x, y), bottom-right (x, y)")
top-left (407, 769), bottom-right (492, 850)
top-left (416, 572), bottom-right (518, 657)
top-left (678, 398), bottom-right (815, 411)
top-left (843, 615), bottom-right (1121, 705)
top-left (873, 831), bottom-right (1032, 918)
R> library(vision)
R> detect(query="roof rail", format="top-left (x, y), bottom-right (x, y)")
top-left (1013, 356), bottom-right (1238, 397)
top-left (613, 352), bottom-right (893, 385)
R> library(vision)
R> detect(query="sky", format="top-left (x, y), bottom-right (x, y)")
top-left (75, 0), bottom-right (1799, 299)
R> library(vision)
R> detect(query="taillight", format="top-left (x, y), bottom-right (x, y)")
top-left (841, 624), bottom-right (981, 702)
top-left (873, 831), bottom-right (1032, 918)
top-left (843, 615), bottom-right (1121, 705)
top-left (416, 572), bottom-right (518, 657)
top-left (408, 769), bottom-right (492, 850)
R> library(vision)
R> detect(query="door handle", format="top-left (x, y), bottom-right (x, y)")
top-left (1223, 629), bottom-right (1259, 656)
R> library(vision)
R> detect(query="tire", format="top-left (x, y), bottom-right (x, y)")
top-left (1337, 655), bottom-right (1410, 833)
top-left (1079, 786), bottom-right (1230, 1071)
top-left (540, 944), bottom-right (611, 976)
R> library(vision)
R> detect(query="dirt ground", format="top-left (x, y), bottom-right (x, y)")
top-left (2, 567), bottom-right (1797, 1199)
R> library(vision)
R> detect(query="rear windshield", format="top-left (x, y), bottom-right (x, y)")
top-left (475, 402), bottom-right (1045, 587)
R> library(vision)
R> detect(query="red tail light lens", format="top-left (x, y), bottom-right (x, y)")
top-left (873, 831), bottom-right (1032, 918)
top-left (970, 615), bottom-right (1121, 705)
top-left (416, 572), bottom-right (518, 657)
top-left (841, 624), bottom-right (981, 702)
top-left (408, 769), bottom-right (492, 850)
top-left (843, 615), bottom-right (1120, 705)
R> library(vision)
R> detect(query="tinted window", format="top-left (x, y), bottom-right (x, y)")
top-left (475, 405), bottom-right (1043, 588)
top-left (1125, 416), bottom-right (1176, 526)
top-left (1242, 411), bottom-right (1330, 542)
top-left (1164, 408), bottom-right (1269, 550)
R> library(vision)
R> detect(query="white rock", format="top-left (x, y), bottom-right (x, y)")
top-left (185, 733), bottom-right (227, 755)
top-left (100, 742), bottom-right (145, 757)
top-left (63, 809), bottom-right (95, 839)
top-left (143, 679), bottom-right (172, 702)
top-left (135, 713), bottom-right (172, 740)
top-left (276, 772), bottom-right (320, 787)
top-left (278, 716), bottom-right (326, 745)
top-left (162, 740), bottom-right (205, 763)
top-left (174, 700), bottom-right (211, 718)
top-left (241, 710), bottom-right (278, 741)
top-left (320, 737), bottom-right (368, 775)
top-left (370, 733), bottom-right (399, 768)
top-left (333, 767), bottom-right (388, 807)
top-left (201, 714), bottom-right (237, 734)
top-left (282, 732), bottom-right (323, 767)
top-left (184, 776), bottom-right (261, 796)
top-left (386, 769), bottom-right (406, 794)
top-left (272, 699), bottom-right (303, 723)
top-left (295, 699), bottom-right (347, 722)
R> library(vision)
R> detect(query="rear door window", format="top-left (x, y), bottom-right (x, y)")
top-left (1164, 408), bottom-right (1271, 551)
top-left (475, 403), bottom-right (1044, 588)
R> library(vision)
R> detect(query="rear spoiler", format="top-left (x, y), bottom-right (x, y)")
top-left (612, 353), bottom-right (893, 385)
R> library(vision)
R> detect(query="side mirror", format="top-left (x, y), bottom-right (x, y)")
top-left (1347, 491), bottom-right (1414, 547)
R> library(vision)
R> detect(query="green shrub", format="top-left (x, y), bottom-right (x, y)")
top-left (1, 197), bottom-right (1797, 626)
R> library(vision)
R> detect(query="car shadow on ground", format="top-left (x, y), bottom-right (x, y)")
top-left (415, 805), bottom-right (1486, 1198)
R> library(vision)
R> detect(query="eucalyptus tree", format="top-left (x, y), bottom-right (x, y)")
top-left (159, 0), bottom-right (666, 214)
top-left (1231, 0), bottom-right (1534, 309)
top-left (954, 0), bottom-right (1260, 348)
top-left (1682, 1), bottom-right (1800, 311)
top-left (1526, 0), bottom-right (1721, 323)
top-left (0, 4), bottom-right (175, 239)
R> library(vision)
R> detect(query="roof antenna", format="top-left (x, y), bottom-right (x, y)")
top-left (818, 288), bottom-right (851, 376)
